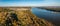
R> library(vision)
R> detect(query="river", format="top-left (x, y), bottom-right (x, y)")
top-left (31, 8), bottom-right (60, 26)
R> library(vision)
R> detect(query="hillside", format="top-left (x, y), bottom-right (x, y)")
top-left (37, 6), bottom-right (60, 12)
top-left (0, 7), bottom-right (54, 26)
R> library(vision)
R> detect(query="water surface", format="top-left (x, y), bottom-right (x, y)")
top-left (31, 8), bottom-right (60, 26)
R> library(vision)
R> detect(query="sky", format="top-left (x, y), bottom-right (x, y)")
top-left (0, 0), bottom-right (60, 6)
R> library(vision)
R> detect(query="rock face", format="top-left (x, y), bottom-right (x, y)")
top-left (0, 7), bottom-right (54, 26)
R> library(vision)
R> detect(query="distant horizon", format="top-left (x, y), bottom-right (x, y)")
top-left (0, 5), bottom-right (60, 7)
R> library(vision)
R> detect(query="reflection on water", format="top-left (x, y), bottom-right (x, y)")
top-left (31, 8), bottom-right (60, 26)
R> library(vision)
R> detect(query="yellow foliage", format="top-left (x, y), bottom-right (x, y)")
top-left (0, 8), bottom-right (54, 26)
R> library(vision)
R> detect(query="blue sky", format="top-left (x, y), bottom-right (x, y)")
top-left (0, 0), bottom-right (60, 6)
